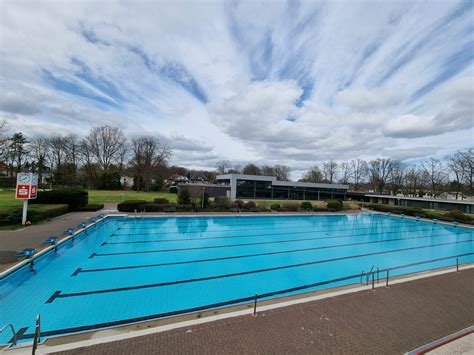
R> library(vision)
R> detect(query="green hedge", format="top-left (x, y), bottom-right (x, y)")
top-left (117, 200), bottom-right (147, 212)
top-left (35, 189), bottom-right (88, 210)
top-left (363, 203), bottom-right (474, 224)
top-left (270, 203), bottom-right (281, 211)
top-left (76, 204), bottom-right (104, 212)
top-left (327, 200), bottom-right (343, 211)
top-left (0, 204), bottom-right (69, 225)
top-left (301, 201), bottom-right (313, 211)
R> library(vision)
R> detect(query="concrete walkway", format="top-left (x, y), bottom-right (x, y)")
top-left (0, 204), bottom-right (116, 272)
top-left (54, 268), bottom-right (474, 355)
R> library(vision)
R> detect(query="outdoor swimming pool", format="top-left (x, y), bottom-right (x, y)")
top-left (1, 214), bottom-right (473, 344)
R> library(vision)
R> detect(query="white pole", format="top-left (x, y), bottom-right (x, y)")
top-left (22, 199), bottom-right (29, 225)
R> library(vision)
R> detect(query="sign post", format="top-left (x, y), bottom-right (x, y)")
top-left (15, 173), bottom-right (38, 225)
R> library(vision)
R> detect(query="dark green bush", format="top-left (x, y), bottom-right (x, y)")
top-left (280, 203), bottom-right (299, 212)
top-left (76, 204), bottom-right (104, 212)
top-left (301, 201), bottom-right (313, 210)
top-left (327, 200), bottom-right (343, 211)
top-left (234, 200), bottom-right (245, 209)
top-left (363, 203), bottom-right (423, 216)
top-left (444, 210), bottom-right (472, 222)
top-left (214, 197), bottom-right (231, 210)
top-left (35, 189), bottom-right (88, 210)
top-left (153, 198), bottom-right (169, 204)
top-left (117, 200), bottom-right (147, 212)
top-left (243, 201), bottom-right (257, 209)
top-left (177, 188), bottom-right (191, 205)
top-left (0, 205), bottom-right (69, 225)
top-left (270, 203), bottom-right (281, 211)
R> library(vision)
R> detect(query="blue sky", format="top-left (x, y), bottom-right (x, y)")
top-left (0, 0), bottom-right (473, 177)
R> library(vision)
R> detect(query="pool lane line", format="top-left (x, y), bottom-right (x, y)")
top-left (73, 232), bottom-right (473, 276)
top-left (111, 221), bottom-right (423, 236)
top-left (115, 217), bottom-right (418, 231)
top-left (116, 214), bottom-right (382, 227)
top-left (92, 230), bottom-right (471, 257)
top-left (48, 239), bottom-right (473, 303)
top-left (104, 225), bottom-right (448, 245)
top-left (24, 252), bottom-right (474, 341)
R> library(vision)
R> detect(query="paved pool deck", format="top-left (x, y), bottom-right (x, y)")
top-left (51, 268), bottom-right (474, 355)
top-left (0, 204), bottom-right (117, 272)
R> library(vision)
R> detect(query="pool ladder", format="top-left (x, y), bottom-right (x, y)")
top-left (360, 265), bottom-right (380, 288)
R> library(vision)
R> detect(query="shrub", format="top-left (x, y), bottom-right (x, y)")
top-left (363, 203), bottom-right (423, 216)
top-left (444, 210), bottom-right (471, 222)
top-left (153, 198), bottom-right (169, 204)
top-left (327, 200), bottom-right (343, 211)
top-left (176, 204), bottom-right (194, 212)
top-left (214, 197), bottom-right (231, 210)
top-left (301, 201), bottom-right (313, 210)
top-left (0, 205), bottom-right (69, 225)
top-left (243, 201), bottom-right (257, 209)
top-left (177, 188), bottom-right (191, 205)
top-left (280, 203), bottom-right (299, 212)
top-left (35, 189), bottom-right (88, 210)
top-left (76, 204), bottom-right (104, 212)
top-left (270, 203), bottom-right (281, 211)
top-left (117, 200), bottom-right (147, 212)
top-left (233, 200), bottom-right (245, 209)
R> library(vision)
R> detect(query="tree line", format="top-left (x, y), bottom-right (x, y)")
top-left (1, 121), bottom-right (472, 197)
top-left (299, 154), bottom-right (473, 198)
top-left (0, 122), bottom-right (171, 191)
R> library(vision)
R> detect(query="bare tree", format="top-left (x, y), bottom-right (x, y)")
top-left (0, 120), bottom-right (9, 160)
top-left (339, 162), bottom-right (352, 184)
top-left (215, 160), bottom-right (232, 175)
top-left (368, 158), bottom-right (392, 193)
top-left (85, 125), bottom-right (127, 172)
top-left (405, 165), bottom-right (422, 196)
top-left (48, 136), bottom-right (67, 172)
top-left (458, 148), bottom-right (474, 192)
top-left (273, 165), bottom-right (291, 181)
top-left (389, 161), bottom-right (406, 194)
top-left (323, 160), bottom-right (338, 183)
top-left (301, 166), bottom-right (324, 183)
top-left (349, 159), bottom-right (368, 190)
top-left (242, 163), bottom-right (261, 176)
top-left (446, 152), bottom-right (465, 199)
top-left (130, 136), bottom-right (171, 191)
top-left (30, 136), bottom-right (50, 184)
top-left (422, 158), bottom-right (446, 196)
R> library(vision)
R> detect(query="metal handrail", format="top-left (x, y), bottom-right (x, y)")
top-left (32, 314), bottom-right (40, 355)
top-left (0, 324), bottom-right (16, 346)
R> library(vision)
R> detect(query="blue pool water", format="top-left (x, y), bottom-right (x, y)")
top-left (1, 214), bottom-right (473, 343)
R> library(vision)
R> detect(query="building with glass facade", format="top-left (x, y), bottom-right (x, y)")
top-left (216, 174), bottom-right (349, 200)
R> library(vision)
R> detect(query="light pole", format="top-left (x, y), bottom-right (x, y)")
top-left (201, 187), bottom-right (205, 209)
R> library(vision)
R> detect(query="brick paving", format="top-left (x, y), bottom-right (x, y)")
top-left (56, 268), bottom-right (474, 355)
top-left (0, 204), bottom-right (116, 272)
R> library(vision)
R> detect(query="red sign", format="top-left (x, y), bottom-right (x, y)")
top-left (30, 184), bottom-right (38, 198)
top-left (15, 173), bottom-right (38, 200)
top-left (16, 184), bottom-right (31, 199)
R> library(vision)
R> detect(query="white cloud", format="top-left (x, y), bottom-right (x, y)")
top-left (0, 0), bottom-right (472, 177)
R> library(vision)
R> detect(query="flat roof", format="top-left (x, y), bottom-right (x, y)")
top-left (367, 194), bottom-right (474, 206)
top-left (216, 174), bottom-right (349, 190)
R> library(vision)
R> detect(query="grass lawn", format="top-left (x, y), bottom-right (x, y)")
top-left (0, 190), bottom-right (22, 209)
top-left (88, 190), bottom-right (177, 204)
